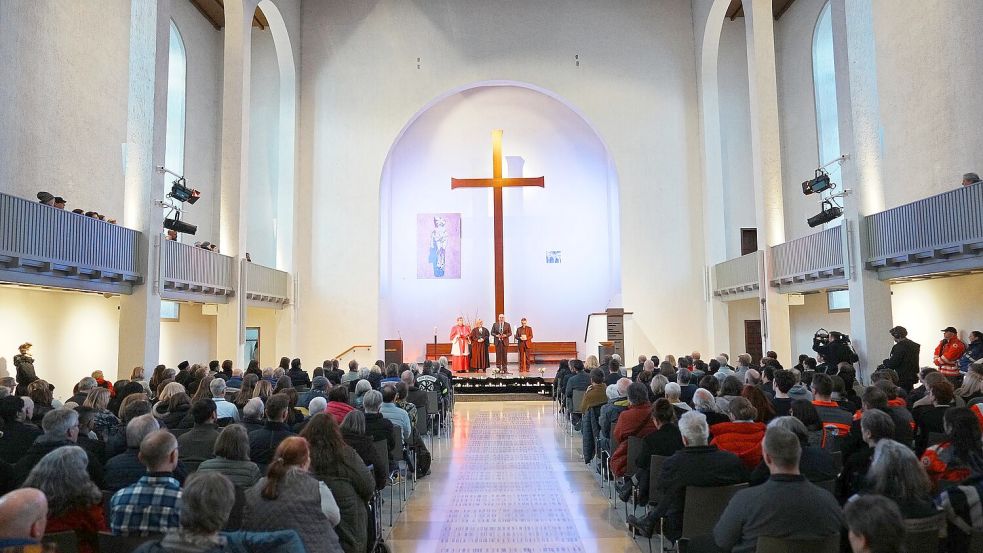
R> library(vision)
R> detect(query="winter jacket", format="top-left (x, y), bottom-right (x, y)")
top-left (13, 436), bottom-right (103, 488)
top-left (709, 421), bottom-right (766, 470)
top-left (196, 457), bottom-right (261, 489)
top-left (326, 401), bottom-right (355, 425)
top-left (883, 338), bottom-right (921, 389)
top-left (243, 469), bottom-right (344, 553)
top-left (936, 338), bottom-right (968, 377)
top-left (959, 340), bottom-right (983, 372)
top-left (134, 530), bottom-right (306, 553)
top-left (309, 446), bottom-right (375, 553)
top-left (610, 402), bottom-right (656, 477)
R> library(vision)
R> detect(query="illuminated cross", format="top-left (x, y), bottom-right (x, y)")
top-left (451, 130), bottom-right (545, 317)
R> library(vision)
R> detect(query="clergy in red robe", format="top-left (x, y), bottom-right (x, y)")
top-left (469, 319), bottom-right (490, 372)
top-left (449, 317), bottom-right (471, 373)
top-left (516, 318), bottom-right (534, 372)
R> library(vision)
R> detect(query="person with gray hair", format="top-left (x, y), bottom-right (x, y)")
top-left (859, 439), bottom-right (937, 520)
top-left (104, 413), bottom-right (166, 491)
top-left (0, 488), bottom-right (48, 548)
top-left (210, 378), bottom-right (239, 421)
top-left (714, 427), bottom-right (843, 553)
top-left (362, 389), bottom-right (397, 457)
top-left (962, 172), bottom-right (981, 187)
top-left (110, 430), bottom-right (182, 535)
top-left (22, 445), bottom-right (106, 545)
top-left (837, 409), bottom-right (897, 500)
top-left (241, 397), bottom-right (265, 433)
top-left (664, 382), bottom-right (691, 416)
top-left (133, 471), bottom-right (307, 553)
top-left (299, 375), bottom-right (331, 409)
top-left (13, 408), bottom-right (105, 488)
top-left (69, 376), bottom-right (98, 405)
top-left (843, 495), bottom-right (905, 553)
top-left (748, 416), bottom-right (838, 486)
top-left (627, 410), bottom-right (748, 540)
top-left (598, 377), bottom-right (632, 455)
top-left (197, 424), bottom-right (261, 489)
top-left (353, 379), bottom-right (372, 409)
top-left (692, 387), bottom-right (729, 426)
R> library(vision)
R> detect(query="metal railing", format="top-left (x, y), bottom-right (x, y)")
top-left (0, 192), bottom-right (142, 293)
top-left (865, 185), bottom-right (983, 274)
top-left (161, 239), bottom-right (235, 298)
top-left (245, 261), bottom-right (291, 306)
top-left (711, 251), bottom-right (761, 298)
top-left (770, 224), bottom-right (846, 291)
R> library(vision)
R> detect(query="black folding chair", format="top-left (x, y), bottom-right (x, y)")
top-left (903, 513), bottom-right (944, 553)
top-left (755, 535), bottom-right (839, 553)
top-left (677, 483), bottom-right (749, 553)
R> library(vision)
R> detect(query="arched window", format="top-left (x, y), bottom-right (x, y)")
top-left (812, 2), bottom-right (840, 194)
top-left (164, 20), bottom-right (187, 192)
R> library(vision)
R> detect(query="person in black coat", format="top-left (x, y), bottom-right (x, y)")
top-left (627, 410), bottom-right (748, 539)
top-left (287, 358), bottom-right (312, 388)
top-left (564, 360), bottom-right (591, 411)
top-left (622, 399), bottom-right (685, 504)
top-left (881, 326), bottom-right (921, 391)
top-left (605, 359), bottom-right (624, 386)
top-left (13, 409), bottom-right (104, 488)
top-left (748, 416), bottom-right (837, 486)
top-left (247, 394), bottom-right (296, 471)
top-left (0, 396), bottom-right (42, 464)
top-left (812, 331), bottom-right (858, 368)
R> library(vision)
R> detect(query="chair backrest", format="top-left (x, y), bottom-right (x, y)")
top-left (571, 390), bottom-right (586, 414)
top-left (372, 439), bottom-right (389, 470)
top-left (626, 436), bottom-right (643, 475)
top-left (903, 513), bottom-right (943, 553)
top-left (425, 391), bottom-right (440, 414)
top-left (42, 531), bottom-right (79, 553)
top-left (681, 483), bottom-right (749, 539)
top-left (813, 479), bottom-right (836, 494)
top-left (648, 455), bottom-right (668, 505)
top-left (98, 532), bottom-right (160, 553)
top-left (609, 420), bottom-right (620, 452)
top-left (223, 486), bottom-right (247, 531)
top-left (415, 407), bottom-right (429, 437)
top-left (755, 535), bottom-right (839, 553)
top-left (390, 426), bottom-right (404, 461)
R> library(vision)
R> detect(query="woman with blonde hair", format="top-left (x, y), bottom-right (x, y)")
top-left (585, 355), bottom-right (600, 371)
top-left (190, 374), bottom-right (215, 403)
top-left (955, 361), bottom-right (983, 402)
top-left (253, 380), bottom-right (273, 403)
top-left (234, 373), bottom-right (259, 409)
top-left (664, 354), bottom-right (677, 368)
top-left (83, 387), bottom-right (120, 438)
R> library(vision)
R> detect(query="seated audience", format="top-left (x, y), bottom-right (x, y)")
top-left (921, 406), bottom-right (983, 487)
top-left (26, 380), bottom-right (53, 424)
top-left (580, 369), bottom-right (610, 463)
top-left (240, 398), bottom-right (265, 434)
top-left (301, 414), bottom-right (374, 553)
top-left (693, 387), bottom-right (729, 426)
top-left (324, 386), bottom-right (354, 425)
top-left (610, 383), bottom-right (656, 478)
top-left (287, 358), bottom-right (311, 389)
top-left (741, 385), bottom-right (775, 423)
top-left (110, 430), bottom-right (182, 535)
top-left (22, 446), bottom-right (107, 553)
top-left (104, 414), bottom-right (174, 492)
top-left (339, 410), bottom-right (388, 491)
top-left (299, 376), bottom-right (330, 409)
top-left (598, 378), bottom-right (631, 455)
top-left (811, 373), bottom-right (854, 447)
top-left (844, 494), bottom-right (905, 553)
top-left (226, 368), bottom-right (244, 390)
top-left (626, 410), bottom-right (747, 540)
top-left (83, 387), bottom-right (120, 440)
top-left (715, 376), bottom-right (743, 413)
top-left (197, 424), bottom-right (261, 489)
top-left (837, 409), bottom-right (895, 501)
top-left (177, 400), bottom-right (221, 469)
top-left (400, 370), bottom-right (428, 411)
top-left (232, 374), bottom-right (259, 409)
top-left (0, 396), bottom-right (41, 464)
top-left (210, 379), bottom-right (240, 422)
top-left (770, 370), bottom-right (795, 416)
top-left (352, 380), bottom-right (372, 409)
top-left (379, 385), bottom-right (411, 441)
top-left (676, 368), bottom-right (696, 404)
top-left (362, 390), bottom-right (396, 455)
top-left (252, 380), bottom-right (273, 404)
top-left (913, 379), bottom-right (955, 452)
top-left (0, 488), bottom-right (48, 551)
top-left (710, 397), bottom-right (767, 470)
top-left (247, 394), bottom-right (296, 470)
top-left (242, 436), bottom-right (342, 552)
top-left (664, 382), bottom-right (691, 418)
top-left (69, 377), bottom-right (98, 406)
top-left (714, 426), bottom-right (843, 553)
top-left (750, 416), bottom-right (837, 486)
top-left (858, 439), bottom-right (938, 520)
top-left (620, 398), bottom-right (684, 504)
top-left (14, 408), bottom-right (103, 488)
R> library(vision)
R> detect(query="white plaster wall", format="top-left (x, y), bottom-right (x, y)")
top-left (246, 28), bottom-right (280, 266)
top-left (717, 19), bottom-right (757, 257)
top-left (297, 0), bottom-right (704, 362)
top-left (0, 287), bottom-right (121, 402)
top-left (159, 302), bottom-right (217, 367)
top-left (245, 306), bottom-right (282, 369)
top-left (788, 291), bottom-right (851, 358)
top-left (891, 274), bottom-right (983, 368)
top-left (727, 298), bottom-right (760, 358)
top-left (380, 86), bottom-right (619, 361)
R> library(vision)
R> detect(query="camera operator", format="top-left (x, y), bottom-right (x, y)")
top-left (812, 329), bottom-right (859, 370)
top-left (879, 326), bottom-right (920, 392)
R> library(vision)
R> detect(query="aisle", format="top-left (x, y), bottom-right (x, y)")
top-left (388, 401), bottom-right (642, 552)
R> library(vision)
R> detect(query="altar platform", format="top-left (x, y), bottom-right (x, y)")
top-left (449, 368), bottom-right (555, 399)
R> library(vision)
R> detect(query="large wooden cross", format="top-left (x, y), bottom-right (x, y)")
top-left (451, 130), bottom-right (544, 318)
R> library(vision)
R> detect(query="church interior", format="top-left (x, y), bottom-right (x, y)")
top-left (0, 0), bottom-right (981, 552)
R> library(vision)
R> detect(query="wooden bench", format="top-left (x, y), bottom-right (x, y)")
top-left (425, 341), bottom-right (578, 365)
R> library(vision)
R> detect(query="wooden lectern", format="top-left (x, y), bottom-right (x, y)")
top-left (384, 340), bottom-right (403, 365)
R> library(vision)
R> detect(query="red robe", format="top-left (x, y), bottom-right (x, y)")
top-left (469, 327), bottom-right (490, 370)
top-left (449, 324), bottom-right (471, 373)
top-left (516, 324), bottom-right (534, 372)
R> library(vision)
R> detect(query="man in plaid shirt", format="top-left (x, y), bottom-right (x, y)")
top-left (110, 430), bottom-right (182, 535)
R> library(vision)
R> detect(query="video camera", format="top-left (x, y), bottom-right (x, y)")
top-left (814, 328), bottom-right (851, 345)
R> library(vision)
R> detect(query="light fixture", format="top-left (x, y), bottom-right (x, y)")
top-left (801, 169), bottom-right (833, 195)
top-left (807, 200), bottom-right (843, 228)
top-left (163, 215), bottom-right (197, 235)
top-left (168, 178), bottom-right (201, 205)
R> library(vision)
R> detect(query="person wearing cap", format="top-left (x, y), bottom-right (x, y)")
top-left (962, 172), bottom-right (981, 187)
top-left (36, 191), bottom-right (55, 206)
top-left (53, 197), bottom-right (66, 209)
top-left (935, 327), bottom-right (967, 384)
top-left (881, 326), bottom-right (921, 392)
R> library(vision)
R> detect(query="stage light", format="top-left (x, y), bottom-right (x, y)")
top-left (801, 169), bottom-right (833, 195)
top-left (164, 217), bottom-right (197, 235)
top-left (807, 202), bottom-right (843, 228)
top-left (169, 178), bottom-right (201, 205)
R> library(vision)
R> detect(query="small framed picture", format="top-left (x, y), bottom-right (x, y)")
top-left (546, 250), bottom-right (562, 264)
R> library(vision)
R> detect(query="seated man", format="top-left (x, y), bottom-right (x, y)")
top-left (844, 495), bottom-right (905, 553)
top-left (0, 488), bottom-right (47, 551)
top-left (134, 472), bottom-right (305, 553)
top-left (363, 390), bottom-right (397, 454)
top-left (225, 368), bottom-right (244, 389)
top-left (299, 376), bottom-right (330, 409)
top-left (401, 370), bottom-right (428, 411)
top-left (597, 378), bottom-right (631, 455)
top-left (111, 430), bottom-right (183, 535)
top-left (105, 414), bottom-right (181, 492)
top-left (13, 408), bottom-right (103, 487)
top-left (713, 427), bottom-right (843, 553)
top-left (811, 373), bottom-right (853, 446)
top-left (0, 396), bottom-right (42, 464)
top-left (627, 410), bottom-right (747, 539)
top-left (247, 394), bottom-right (296, 470)
top-left (177, 400), bottom-right (221, 468)
top-left (210, 379), bottom-right (239, 422)
top-left (379, 385), bottom-right (411, 441)
top-left (69, 376), bottom-right (98, 405)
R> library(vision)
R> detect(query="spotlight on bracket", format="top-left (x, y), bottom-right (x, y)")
top-left (807, 201), bottom-right (843, 228)
top-left (163, 216), bottom-right (197, 235)
top-left (802, 169), bottom-right (833, 195)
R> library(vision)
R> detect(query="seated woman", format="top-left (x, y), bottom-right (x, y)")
top-left (23, 446), bottom-right (107, 553)
top-left (27, 380), bottom-right (54, 424)
top-left (353, 379), bottom-right (372, 410)
top-left (921, 407), bottom-right (983, 489)
top-left (252, 380), bottom-right (273, 404)
top-left (693, 388), bottom-right (729, 427)
top-left (232, 374), bottom-right (259, 410)
top-left (242, 436), bottom-right (343, 552)
top-left (914, 379), bottom-right (956, 453)
top-left (710, 397), bottom-right (767, 470)
top-left (955, 360), bottom-right (983, 403)
top-left (159, 392), bottom-right (192, 430)
top-left (301, 413), bottom-right (375, 553)
top-left (857, 439), bottom-right (939, 520)
top-left (790, 399), bottom-right (824, 447)
top-left (339, 410), bottom-right (388, 491)
top-left (741, 385), bottom-right (776, 424)
top-left (620, 398), bottom-right (684, 504)
top-left (83, 387), bottom-right (120, 440)
top-left (197, 424), bottom-right (261, 489)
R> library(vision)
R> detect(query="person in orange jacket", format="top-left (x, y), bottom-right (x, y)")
top-left (935, 326), bottom-right (967, 382)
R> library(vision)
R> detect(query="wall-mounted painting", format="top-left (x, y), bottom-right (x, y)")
top-left (417, 213), bottom-right (461, 279)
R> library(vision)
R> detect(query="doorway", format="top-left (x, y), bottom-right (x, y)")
top-left (245, 327), bottom-right (260, 364)
top-left (744, 320), bottom-right (762, 364)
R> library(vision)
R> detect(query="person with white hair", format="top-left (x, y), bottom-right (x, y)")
top-left (69, 376), bottom-right (99, 405)
top-left (104, 413), bottom-right (168, 492)
top-left (714, 356), bottom-right (736, 383)
top-left (627, 410), bottom-right (748, 540)
top-left (665, 382), bottom-right (692, 417)
top-left (23, 445), bottom-right (107, 546)
top-left (693, 388), bottom-right (730, 426)
top-left (13, 408), bottom-right (104, 488)
top-left (210, 378), bottom-right (239, 421)
top-left (241, 397), bottom-right (266, 433)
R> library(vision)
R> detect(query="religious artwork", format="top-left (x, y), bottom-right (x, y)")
top-left (546, 250), bottom-right (562, 264)
top-left (417, 213), bottom-right (461, 279)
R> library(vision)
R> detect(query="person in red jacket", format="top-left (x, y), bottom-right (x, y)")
top-left (935, 326), bottom-right (967, 382)
top-left (710, 397), bottom-right (767, 470)
top-left (91, 370), bottom-right (115, 397)
top-left (325, 386), bottom-right (354, 425)
top-left (610, 383), bottom-right (656, 477)
top-left (920, 407), bottom-right (983, 489)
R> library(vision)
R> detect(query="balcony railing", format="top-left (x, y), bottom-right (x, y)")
top-left (711, 251), bottom-right (761, 298)
top-left (161, 239), bottom-right (235, 301)
top-left (864, 184), bottom-right (983, 279)
top-left (0, 192), bottom-right (142, 293)
top-left (244, 261), bottom-right (290, 307)
top-left (770, 224), bottom-right (846, 293)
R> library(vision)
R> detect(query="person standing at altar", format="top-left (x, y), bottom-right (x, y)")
top-left (491, 315), bottom-right (512, 373)
top-left (469, 319), bottom-right (490, 373)
top-left (449, 317), bottom-right (471, 373)
top-left (517, 318), bottom-right (534, 373)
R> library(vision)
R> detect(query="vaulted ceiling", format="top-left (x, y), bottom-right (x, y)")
top-left (726, 0), bottom-right (799, 21)
top-left (187, 0), bottom-right (269, 30)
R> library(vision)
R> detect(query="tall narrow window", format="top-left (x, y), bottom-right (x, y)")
top-left (812, 2), bottom-right (840, 196)
top-left (164, 21), bottom-right (187, 192)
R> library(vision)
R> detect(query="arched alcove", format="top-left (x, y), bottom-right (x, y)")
top-left (379, 83), bottom-right (621, 360)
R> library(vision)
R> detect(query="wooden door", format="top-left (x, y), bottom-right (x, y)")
top-left (740, 228), bottom-right (758, 256)
top-left (744, 320), bottom-right (763, 364)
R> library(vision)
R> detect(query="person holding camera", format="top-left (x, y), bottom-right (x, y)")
top-left (812, 330), bottom-right (859, 370)
top-left (880, 326), bottom-right (921, 392)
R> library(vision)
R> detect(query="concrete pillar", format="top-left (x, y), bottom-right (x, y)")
top-left (117, 0), bottom-right (169, 379)
top-left (742, 0), bottom-right (792, 362)
top-left (216, 0), bottom-right (260, 368)
top-left (831, 0), bottom-right (893, 382)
